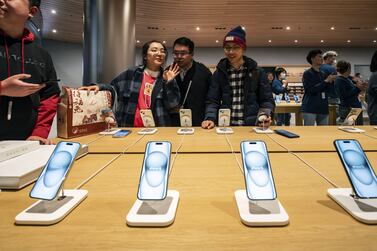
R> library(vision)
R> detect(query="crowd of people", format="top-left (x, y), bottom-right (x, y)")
top-left (1, 0), bottom-right (377, 145)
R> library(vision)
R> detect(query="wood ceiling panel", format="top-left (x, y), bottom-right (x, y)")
top-left (38, 0), bottom-right (377, 47)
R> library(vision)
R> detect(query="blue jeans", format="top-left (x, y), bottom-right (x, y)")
top-left (303, 113), bottom-right (329, 126)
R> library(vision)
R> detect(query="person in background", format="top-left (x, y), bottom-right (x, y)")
top-left (320, 51), bottom-right (339, 104)
top-left (334, 60), bottom-right (366, 125)
top-left (266, 72), bottom-right (274, 85)
top-left (272, 67), bottom-right (291, 126)
top-left (0, 0), bottom-right (60, 144)
top-left (168, 37), bottom-right (212, 126)
top-left (80, 40), bottom-right (180, 127)
top-left (301, 49), bottom-right (337, 126)
top-left (367, 51), bottom-right (377, 125)
top-left (202, 26), bottom-right (274, 129)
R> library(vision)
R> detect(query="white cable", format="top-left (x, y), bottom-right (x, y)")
top-left (363, 133), bottom-right (377, 140)
top-left (224, 133), bottom-right (244, 174)
top-left (84, 134), bottom-right (107, 145)
top-left (74, 134), bottom-right (146, 190)
top-left (265, 133), bottom-right (340, 188)
top-left (169, 133), bottom-right (186, 177)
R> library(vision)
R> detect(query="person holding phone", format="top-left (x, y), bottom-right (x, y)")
top-left (367, 51), bottom-right (377, 125)
top-left (0, 0), bottom-right (60, 144)
top-left (80, 40), bottom-right (180, 127)
top-left (335, 60), bottom-right (366, 125)
top-left (201, 26), bottom-right (275, 129)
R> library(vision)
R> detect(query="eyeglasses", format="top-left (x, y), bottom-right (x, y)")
top-left (173, 51), bottom-right (190, 56)
top-left (224, 46), bottom-right (242, 52)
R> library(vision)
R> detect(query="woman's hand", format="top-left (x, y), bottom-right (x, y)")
top-left (163, 64), bottom-right (180, 82)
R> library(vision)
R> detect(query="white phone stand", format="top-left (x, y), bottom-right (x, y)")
top-left (216, 127), bottom-right (234, 134)
top-left (126, 190), bottom-right (179, 227)
top-left (253, 127), bottom-right (274, 134)
top-left (15, 189), bottom-right (88, 225)
top-left (234, 190), bottom-right (289, 226)
top-left (138, 128), bottom-right (158, 135)
top-left (338, 126), bottom-right (365, 133)
top-left (328, 188), bottom-right (377, 224)
top-left (177, 128), bottom-right (195, 135)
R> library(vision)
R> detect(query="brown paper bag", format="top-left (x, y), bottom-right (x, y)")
top-left (57, 86), bottom-right (112, 138)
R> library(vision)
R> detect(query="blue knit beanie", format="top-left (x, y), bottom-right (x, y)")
top-left (223, 26), bottom-right (246, 49)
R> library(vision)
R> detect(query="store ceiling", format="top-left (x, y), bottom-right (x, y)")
top-left (39, 0), bottom-right (377, 47)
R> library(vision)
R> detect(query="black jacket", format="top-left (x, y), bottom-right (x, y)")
top-left (204, 56), bottom-right (274, 125)
top-left (0, 30), bottom-right (60, 140)
top-left (170, 61), bottom-right (212, 126)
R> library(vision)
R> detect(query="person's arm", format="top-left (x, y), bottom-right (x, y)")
top-left (272, 79), bottom-right (286, 94)
top-left (335, 77), bottom-right (360, 101)
top-left (256, 69), bottom-right (275, 127)
top-left (29, 94), bottom-right (59, 139)
top-left (368, 74), bottom-right (377, 95)
top-left (203, 70), bottom-right (222, 124)
top-left (302, 70), bottom-right (328, 94)
top-left (163, 78), bottom-right (180, 109)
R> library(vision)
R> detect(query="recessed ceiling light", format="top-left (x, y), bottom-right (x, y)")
top-left (136, 40), bottom-right (140, 43)
top-left (268, 40), bottom-right (272, 43)
top-left (162, 40), bottom-right (166, 44)
top-left (286, 26), bottom-right (291, 30)
top-left (215, 40), bottom-right (219, 43)
top-left (320, 40), bottom-right (324, 43)
top-left (52, 29), bottom-right (57, 33)
top-left (375, 27), bottom-right (377, 30)
top-left (51, 9), bottom-right (56, 14)
top-left (347, 40), bottom-right (351, 43)
top-left (331, 27), bottom-right (335, 30)
top-left (196, 27), bottom-right (200, 31)
top-left (373, 40), bottom-right (377, 43)
top-left (294, 40), bottom-right (298, 43)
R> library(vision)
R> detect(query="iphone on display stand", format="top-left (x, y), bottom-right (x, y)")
top-left (140, 109), bottom-right (155, 127)
top-left (137, 141), bottom-right (171, 200)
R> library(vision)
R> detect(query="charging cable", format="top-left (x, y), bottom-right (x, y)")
top-left (74, 134), bottom-right (146, 190)
top-left (265, 133), bottom-right (340, 188)
top-left (224, 133), bottom-right (244, 175)
top-left (169, 134), bottom-right (186, 177)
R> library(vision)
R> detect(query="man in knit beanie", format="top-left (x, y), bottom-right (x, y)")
top-left (202, 26), bottom-right (275, 128)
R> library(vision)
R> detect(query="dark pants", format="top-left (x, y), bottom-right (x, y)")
top-left (276, 113), bottom-right (291, 126)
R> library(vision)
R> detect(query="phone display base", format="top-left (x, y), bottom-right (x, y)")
top-left (328, 188), bottom-right (377, 224)
top-left (126, 190), bottom-right (179, 227)
top-left (177, 128), bottom-right (195, 135)
top-left (216, 127), bottom-right (234, 134)
top-left (252, 127), bottom-right (274, 134)
top-left (234, 190), bottom-right (289, 227)
top-left (338, 126), bottom-right (365, 133)
top-left (15, 189), bottom-right (88, 225)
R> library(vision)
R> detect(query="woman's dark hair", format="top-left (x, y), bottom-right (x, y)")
top-left (370, 50), bottom-right (377, 72)
top-left (173, 37), bottom-right (195, 54)
top-left (141, 40), bottom-right (167, 66)
top-left (275, 67), bottom-right (286, 77)
top-left (29, 0), bottom-right (41, 8)
top-left (336, 60), bottom-right (351, 74)
top-left (306, 49), bottom-right (322, 64)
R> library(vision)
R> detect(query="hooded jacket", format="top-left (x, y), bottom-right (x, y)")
top-left (204, 56), bottom-right (275, 125)
top-left (0, 29), bottom-right (60, 140)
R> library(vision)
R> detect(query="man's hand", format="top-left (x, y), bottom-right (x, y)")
top-left (0, 74), bottom-right (45, 97)
top-left (163, 64), bottom-right (180, 82)
top-left (257, 115), bottom-right (272, 129)
top-left (27, 136), bottom-right (54, 145)
top-left (201, 120), bottom-right (215, 129)
top-left (325, 74), bottom-right (337, 84)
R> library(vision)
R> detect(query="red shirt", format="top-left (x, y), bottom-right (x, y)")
top-left (134, 71), bottom-right (156, 127)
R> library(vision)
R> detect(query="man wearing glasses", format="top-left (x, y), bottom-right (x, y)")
top-left (202, 26), bottom-right (274, 129)
top-left (169, 37), bottom-right (212, 126)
